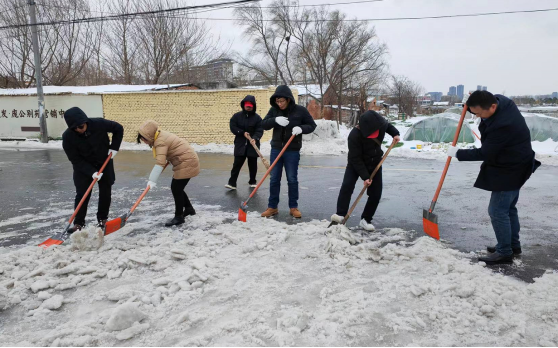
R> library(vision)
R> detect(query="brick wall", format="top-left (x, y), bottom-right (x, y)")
top-left (102, 87), bottom-right (298, 144)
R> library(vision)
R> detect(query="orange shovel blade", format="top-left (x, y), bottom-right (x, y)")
top-left (238, 207), bottom-right (247, 222)
top-left (38, 238), bottom-right (63, 248)
top-left (104, 217), bottom-right (124, 235)
top-left (422, 209), bottom-right (440, 240)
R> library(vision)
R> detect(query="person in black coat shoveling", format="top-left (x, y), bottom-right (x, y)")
top-left (225, 95), bottom-right (264, 190)
top-left (260, 85), bottom-right (317, 219)
top-left (447, 91), bottom-right (541, 265)
top-left (331, 111), bottom-right (400, 231)
top-left (62, 107), bottom-right (124, 233)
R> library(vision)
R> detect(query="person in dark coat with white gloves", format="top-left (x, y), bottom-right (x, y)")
top-left (331, 111), bottom-right (400, 230)
top-left (260, 85), bottom-right (317, 219)
top-left (226, 95), bottom-right (263, 190)
top-left (62, 107), bottom-right (124, 233)
top-left (447, 90), bottom-right (541, 265)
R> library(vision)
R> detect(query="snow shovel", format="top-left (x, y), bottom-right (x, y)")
top-left (39, 153), bottom-right (113, 248)
top-left (104, 162), bottom-right (169, 235)
top-left (423, 104), bottom-right (468, 240)
top-left (328, 140), bottom-right (397, 228)
top-left (238, 134), bottom-right (296, 222)
top-left (244, 133), bottom-right (270, 169)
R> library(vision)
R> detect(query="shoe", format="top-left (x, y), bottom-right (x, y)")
top-left (97, 219), bottom-right (107, 229)
top-left (261, 208), bottom-right (278, 218)
top-left (225, 184), bottom-right (236, 190)
top-left (486, 245), bottom-right (522, 255)
top-left (330, 214), bottom-right (344, 223)
top-left (290, 208), bottom-right (302, 218)
top-left (478, 252), bottom-right (513, 265)
top-left (249, 181), bottom-right (258, 188)
top-left (165, 216), bottom-right (185, 227)
top-left (67, 224), bottom-right (83, 234)
top-left (183, 208), bottom-right (196, 218)
top-left (359, 219), bottom-right (375, 231)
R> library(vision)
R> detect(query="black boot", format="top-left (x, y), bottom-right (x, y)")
top-left (165, 216), bottom-right (185, 227)
top-left (67, 224), bottom-right (83, 234)
top-left (97, 219), bottom-right (107, 229)
top-left (183, 208), bottom-right (196, 218)
top-left (478, 252), bottom-right (514, 265)
top-left (486, 245), bottom-right (522, 255)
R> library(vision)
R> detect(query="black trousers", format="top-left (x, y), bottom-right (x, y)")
top-left (74, 174), bottom-right (112, 226)
top-left (171, 178), bottom-right (194, 217)
top-left (228, 156), bottom-right (258, 186)
top-left (336, 164), bottom-right (383, 222)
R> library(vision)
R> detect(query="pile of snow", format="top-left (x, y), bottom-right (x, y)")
top-left (1, 205), bottom-right (557, 346)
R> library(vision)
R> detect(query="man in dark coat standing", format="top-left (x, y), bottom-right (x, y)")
top-left (447, 90), bottom-right (541, 264)
top-left (226, 95), bottom-right (263, 190)
top-left (331, 111), bottom-right (400, 230)
top-left (260, 85), bottom-right (317, 219)
top-left (62, 107), bottom-right (124, 233)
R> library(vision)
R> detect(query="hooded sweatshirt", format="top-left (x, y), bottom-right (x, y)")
top-left (261, 85), bottom-right (317, 152)
top-left (230, 95), bottom-right (264, 157)
top-left (347, 110), bottom-right (400, 181)
top-left (62, 107), bottom-right (123, 183)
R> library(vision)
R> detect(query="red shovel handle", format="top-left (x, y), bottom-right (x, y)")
top-left (429, 104), bottom-right (468, 210)
top-left (67, 153), bottom-right (112, 226)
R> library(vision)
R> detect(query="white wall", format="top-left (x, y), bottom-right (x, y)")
top-left (0, 94), bottom-right (103, 139)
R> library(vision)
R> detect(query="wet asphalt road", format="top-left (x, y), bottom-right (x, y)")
top-left (0, 147), bottom-right (557, 282)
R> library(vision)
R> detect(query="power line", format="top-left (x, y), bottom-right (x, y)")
top-left (0, 0), bottom-right (260, 31)
top-left (189, 7), bottom-right (558, 22)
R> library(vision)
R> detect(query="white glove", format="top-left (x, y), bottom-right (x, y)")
top-left (108, 149), bottom-right (118, 159)
top-left (275, 116), bottom-right (289, 127)
top-left (147, 181), bottom-right (157, 189)
top-left (292, 126), bottom-right (302, 135)
top-left (447, 145), bottom-right (458, 158)
top-left (92, 172), bottom-right (103, 181)
top-left (148, 165), bottom-right (164, 183)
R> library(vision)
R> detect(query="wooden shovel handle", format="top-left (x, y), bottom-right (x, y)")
top-left (343, 140), bottom-right (397, 224)
top-left (244, 133), bottom-right (269, 168)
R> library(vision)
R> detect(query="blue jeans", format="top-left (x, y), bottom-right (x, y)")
top-left (268, 149), bottom-right (300, 209)
top-left (488, 190), bottom-right (521, 256)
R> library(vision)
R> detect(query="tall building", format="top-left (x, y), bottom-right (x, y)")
top-left (448, 86), bottom-right (457, 96)
top-left (477, 85), bottom-right (482, 91)
top-left (457, 85), bottom-right (464, 99)
top-left (427, 92), bottom-right (443, 102)
top-left (482, 86), bottom-right (487, 91)
top-left (187, 58), bottom-right (234, 88)
top-left (552, 92), bottom-right (557, 98)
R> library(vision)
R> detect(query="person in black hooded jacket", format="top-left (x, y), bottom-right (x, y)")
top-left (331, 110), bottom-right (400, 231)
top-left (62, 107), bottom-right (124, 233)
top-left (225, 95), bottom-right (263, 190)
top-left (260, 85), bottom-right (317, 219)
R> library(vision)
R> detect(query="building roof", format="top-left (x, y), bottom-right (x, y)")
top-left (433, 101), bottom-right (450, 106)
top-left (0, 84), bottom-right (193, 96)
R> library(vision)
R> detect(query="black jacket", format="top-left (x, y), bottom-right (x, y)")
top-left (347, 111), bottom-right (400, 181)
top-left (457, 95), bottom-right (541, 191)
top-left (62, 107), bottom-right (124, 185)
top-left (261, 85), bottom-right (317, 152)
top-left (230, 95), bottom-right (264, 158)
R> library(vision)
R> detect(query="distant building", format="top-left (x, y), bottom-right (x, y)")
top-left (448, 86), bottom-right (456, 96)
top-left (552, 92), bottom-right (558, 98)
top-left (417, 95), bottom-right (432, 106)
top-left (187, 58), bottom-right (235, 89)
top-left (477, 85), bottom-right (482, 91)
top-left (427, 92), bottom-right (443, 102)
top-left (482, 86), bottom-right (487, 91)
top-left (457, 85), bottom-right (464, 99)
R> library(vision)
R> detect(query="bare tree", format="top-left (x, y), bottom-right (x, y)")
top-left (387, 75), bottom-right (424, 117)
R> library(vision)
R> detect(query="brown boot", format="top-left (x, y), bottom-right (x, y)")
top-left (261, 208), bottom-right (278, 218)
top-left (290, 208), bottom-right (302, 218)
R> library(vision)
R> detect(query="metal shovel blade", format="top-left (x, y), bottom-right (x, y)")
top-left (422, 209), bottom-right (440, 240)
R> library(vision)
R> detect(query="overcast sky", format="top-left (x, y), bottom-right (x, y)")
top-left (198, 0), bottom-right (558, 96)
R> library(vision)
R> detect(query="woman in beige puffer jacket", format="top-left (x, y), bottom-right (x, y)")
top-left (138, 120), bottom-right (200, 226)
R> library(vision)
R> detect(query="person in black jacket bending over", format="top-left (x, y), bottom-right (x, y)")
top-left (62, 107), bottom-right (124, 233)
top-left (226, 95), bottom-right (263, 190)
top-left (447, 90), bottom-right (541, 265)
top-left (331, 111), bottom-right (400, 231)
top-left (260, 85), bottom-right (317, 219)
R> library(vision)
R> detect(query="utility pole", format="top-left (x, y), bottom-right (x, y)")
top-left (28, 0), bottom-right (48, 143)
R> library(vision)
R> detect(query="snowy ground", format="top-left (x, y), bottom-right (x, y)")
top-left (2, 118), bottom-right (557, 166)
top-left (1, 202), bottom-right (557, 347)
